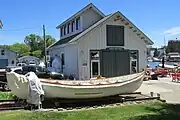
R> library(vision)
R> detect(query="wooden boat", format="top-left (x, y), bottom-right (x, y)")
top-left (6, 71), bottom-right (145, 99)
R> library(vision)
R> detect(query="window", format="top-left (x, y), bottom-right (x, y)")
top-left (76, 17), bottom-right (80, 30)
top-left (106, 25), bottom-right (124, 46)
top-left (60, 27), bottom-right (63, 37)
top-left (90, 51), bottom-right (99, 60)
top-left (11, 61), bottom-right (14, 64)
top-left (71, 20), bottom-right (75, 32)
top-left (61, 53), bottom-right (65, 66)
top-left (64, 25), bottom-right (66, 35)
top-left (1, 50), bottom-right (4, 55)
top-left (67, 23), bottom-right (71, 34)
top-left (92, 61), bottom-right (99, 76)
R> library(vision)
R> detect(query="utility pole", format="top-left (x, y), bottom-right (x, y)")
top-left (0, 20), bottom-right (3, 29)
top-left (43, 25), bottom-right (47, 68)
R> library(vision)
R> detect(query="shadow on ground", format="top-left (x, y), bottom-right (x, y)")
top-left (131, 103), bottom-right (180, 120)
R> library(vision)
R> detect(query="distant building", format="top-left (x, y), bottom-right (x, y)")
top-left (0, 48), bottom-right (17, 68)
top-left (167, 52), bottom-right (180, 62)
top-left (18, 56), bottom-right (40, 65)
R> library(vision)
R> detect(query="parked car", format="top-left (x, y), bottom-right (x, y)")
top-left (17, 63), bottom-right (26, 67)
top-left (21, 65), bottom-right (65, 80)
top-left (28, 61), bottom-right (36, 66)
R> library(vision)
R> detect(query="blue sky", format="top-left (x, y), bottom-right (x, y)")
top-left (0, 0), bottom-right (180, 47)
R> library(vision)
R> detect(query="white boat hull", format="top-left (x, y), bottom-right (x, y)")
top-left (6, 72), bottom-right (144, 99)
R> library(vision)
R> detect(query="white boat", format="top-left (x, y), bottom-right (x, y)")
top-left (158, 63), bottom-right (177, 69)
top-left (6, 71), bottom-right (145, 99)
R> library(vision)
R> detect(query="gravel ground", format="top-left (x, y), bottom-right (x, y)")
top-left (137, 77), bottom-right (180, 104)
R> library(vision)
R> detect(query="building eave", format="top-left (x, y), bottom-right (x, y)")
top-left (115, 11), bottom-right (154, 45)
top-left (68, 11), bottom-right (154, 45)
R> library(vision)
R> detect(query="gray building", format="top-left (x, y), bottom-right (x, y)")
top-left (0, 48), bottom-right (17, 68)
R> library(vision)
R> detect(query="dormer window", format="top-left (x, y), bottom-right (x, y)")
top-left (60, 27), bottom-right (63, 37)
top-left (64, 25), bottom-right (66, 35)
top-left (76, 17), bottom-right (80, 30)
top-left (68, 23), bottom-right (71, 34)
top-left (71, 20), bottom-right (75, 32)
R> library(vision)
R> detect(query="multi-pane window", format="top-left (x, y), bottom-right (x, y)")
top-left (76, 17), bottom-right (80, 30)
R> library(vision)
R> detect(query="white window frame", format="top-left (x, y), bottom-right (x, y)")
top-left (90, 60), bottom-right (100, 78)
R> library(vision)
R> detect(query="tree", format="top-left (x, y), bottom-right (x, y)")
top-left (166, 40), bottom-right (180, 53)
top-left (32, 50), bottom-right (42, 58)
top-left (38, 35), bottom-right (56, 50)
top-left (153, 48), bottom-right (159, 57)
top-left (8, 43), bottom-right (30, 57)
top-left (24, 34), bottom-right (42, 52)
top-left (24, 34), bottom-right (56, 58)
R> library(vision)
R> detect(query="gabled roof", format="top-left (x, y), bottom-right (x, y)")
top-left (49, 11), bottom-right (154, 50)
top-left (68, 11), bottom-right (153, 45)
top-left (56, 3), bottom-right (105, 29)
top-left (49, 33), bottom-right (81, 48)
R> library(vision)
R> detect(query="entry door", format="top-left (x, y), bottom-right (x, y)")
top-left (91, 60), bottom-right (100, 78)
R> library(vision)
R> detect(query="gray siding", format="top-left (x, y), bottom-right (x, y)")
top-left (106, 25), bottom-right (124, 46)
top-left (0, 59), bottom-right (8, 68)
top-left (100, 49), bottom-right (130, 77)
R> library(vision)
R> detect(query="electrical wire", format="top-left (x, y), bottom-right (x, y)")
top-left (0, 27), bottom-right (42, 31)
top-left (0, 26), bottom-right (56, 32)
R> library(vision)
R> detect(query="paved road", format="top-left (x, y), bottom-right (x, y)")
top-left (137, 77), bottom-right (180, 104)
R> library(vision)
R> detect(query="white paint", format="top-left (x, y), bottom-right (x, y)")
top-left (77, 13), bottom-right (148, 79)
top-left (58, 7), bottom-right (103, 40)
top-left (49, 11), bottom-right (151, 80)
top-left (7, 71), bottom-right (144, 99)
top-left (81, 8), bottom-right (103, 30)
top-left (48, 44), bottom-right (78, 79)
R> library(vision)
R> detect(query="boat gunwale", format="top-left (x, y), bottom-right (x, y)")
top-left (40, 72), bottom-right (144, 87)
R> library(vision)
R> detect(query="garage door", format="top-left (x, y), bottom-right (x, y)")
top-left (100, 49), bottom-right (130, 77)
top-left (0, 59), bottom-right (8, 69)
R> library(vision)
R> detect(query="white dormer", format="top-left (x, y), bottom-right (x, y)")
top-left (56, 3), bottom-right (105, 39)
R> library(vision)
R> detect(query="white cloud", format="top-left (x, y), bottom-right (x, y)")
top-left (164, 26), bottom-right (180, 36)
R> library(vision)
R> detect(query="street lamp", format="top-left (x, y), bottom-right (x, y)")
top-left (162, 35), bottom-right (167, 68)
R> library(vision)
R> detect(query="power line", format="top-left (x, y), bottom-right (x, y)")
top-left (0, 27), bottom-right (41, 32)
top-left (0, 26), bottom-right (57, 32)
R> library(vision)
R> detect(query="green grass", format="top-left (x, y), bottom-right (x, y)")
top-left (0, 92), bottom-right (15, 100)
top-left (0, 101), bottom-right (180, 120)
